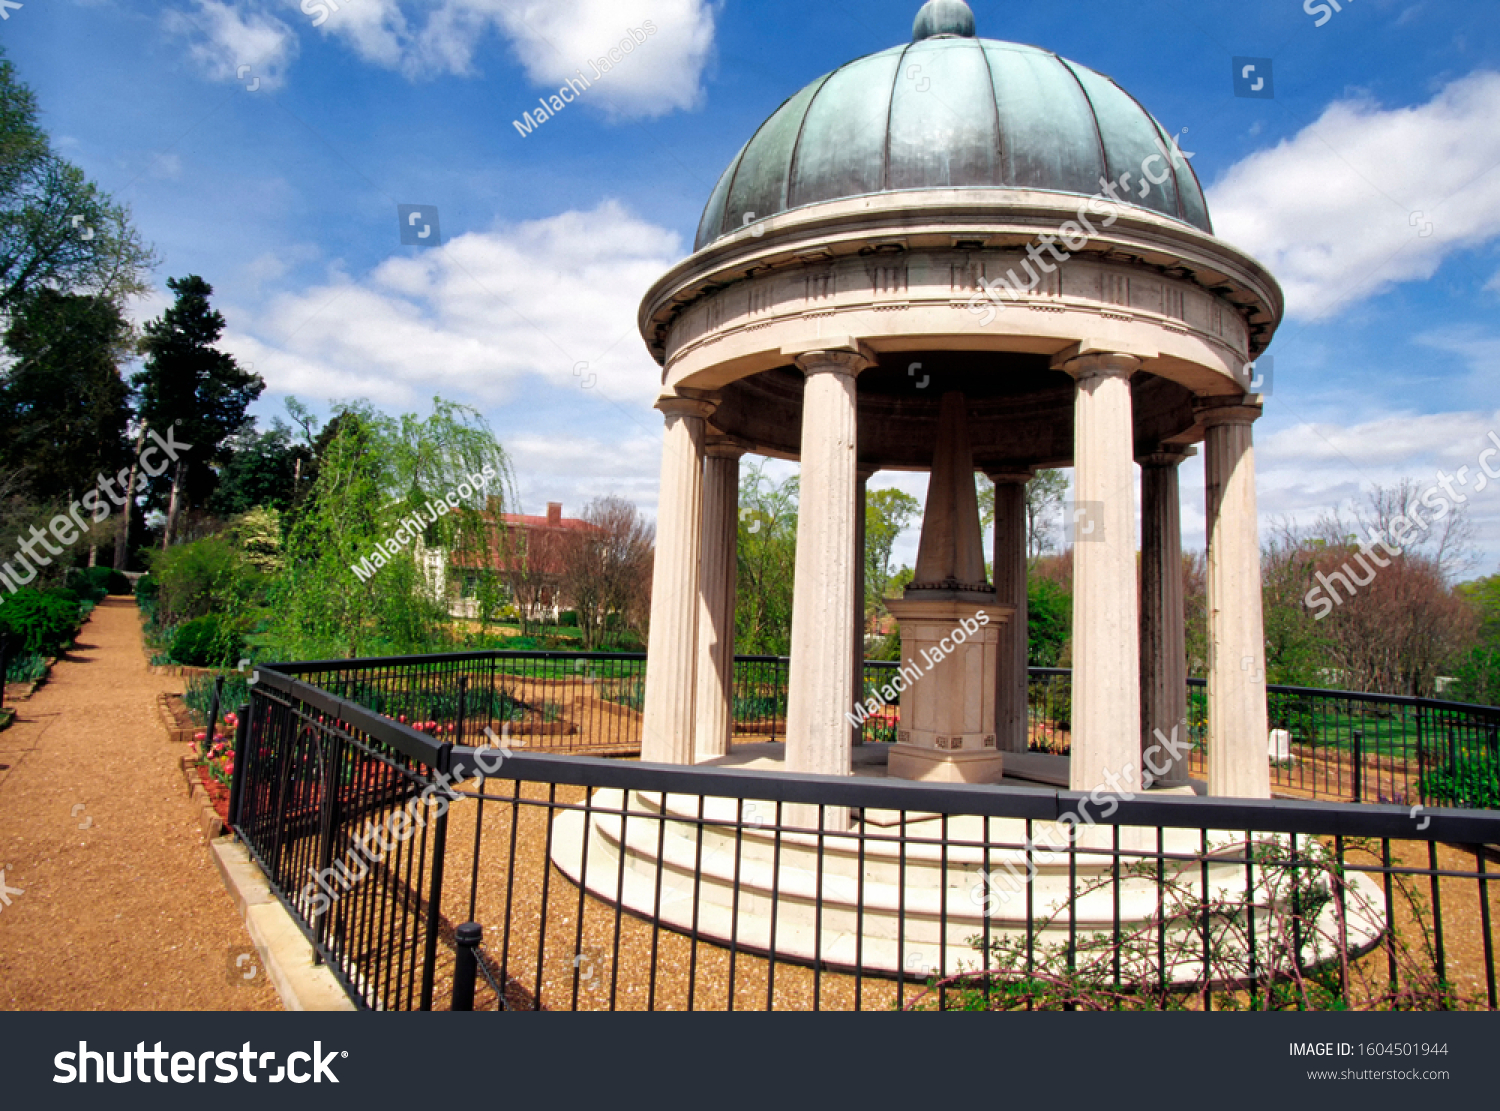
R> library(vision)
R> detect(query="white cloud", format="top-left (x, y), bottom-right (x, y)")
top-left (149, 153), bottom-right (184, 180)
top-left (166, 0), bottom-right (299, 89)
top-left (1208, 72), bottom-right (1500, 320)
top-left (300, 0), bottom-right (716, 118)
top-left (1251, 408), bottom-right (1500, 567)
top-left (223, 199), bottom-right (682, 414)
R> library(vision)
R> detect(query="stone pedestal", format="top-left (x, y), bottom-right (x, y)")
top-left (885, 595), bottom-right (1011, 783)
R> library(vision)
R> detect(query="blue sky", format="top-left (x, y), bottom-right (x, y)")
top-left (7, 0), bottom-right (1500, 577)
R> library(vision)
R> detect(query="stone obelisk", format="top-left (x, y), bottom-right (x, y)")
top-left (885, 392), bottom-right (1012, 783)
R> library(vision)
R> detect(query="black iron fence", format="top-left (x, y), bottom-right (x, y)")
top-left (264, 651), bottom-right (1500, 808)
top-left (236, 662), bottom-right (1500, 1013)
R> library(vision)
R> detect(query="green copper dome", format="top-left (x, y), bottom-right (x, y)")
top-left (694, 2), bottom-right (1210, 250)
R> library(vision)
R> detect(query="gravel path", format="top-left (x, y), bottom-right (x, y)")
top-left (0, 598), bottom-right (280, 1011)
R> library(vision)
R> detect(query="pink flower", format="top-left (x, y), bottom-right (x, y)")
top-left (194, 731), bottom-right (206, 742)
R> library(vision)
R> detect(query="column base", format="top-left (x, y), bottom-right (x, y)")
top-left (887, 743), bottom-right (1005, 784)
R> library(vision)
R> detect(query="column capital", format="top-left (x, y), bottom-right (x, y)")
top-left (656, 390), bottom-right (717, 422)
top-left (705, 435), bottom-right (748, 461)
top-left (786, 338), bottom-right (877, 379)
top-left (984, 466), bottom-right (1035, 486)
top-left (1194, 394), bottom-right (1264, 429)
top-left (1053, 351), bottom-right (1142, 382)
top-left (1137, 445), bottom-right (1197, 468)
top-left (856, 463), bottom-right (881, 482)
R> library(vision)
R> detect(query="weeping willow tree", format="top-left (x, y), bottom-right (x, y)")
top-left (267, 398), bottom-right (514, 660)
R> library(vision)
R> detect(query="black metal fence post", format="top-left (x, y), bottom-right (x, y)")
top-left (419, 745), bottom-right (454, 1011)
top-left (451, 922), bottom-right (482, 1011)
top-left (0, 634), bottom-right (10, 708)
top-left (206, 674), bottom-right (225, 743)
top-left (229, 700), bottom-right (251, 833)
top-left (1352, 730), bottom-right (1364, 803)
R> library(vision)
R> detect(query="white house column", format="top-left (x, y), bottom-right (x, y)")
top-left (785, 346), bottom-right (873, 825)
top-left (1198, 396), bottom-right (1271, 799)
top-left (1058, 352), bottom-right (1143, 795)
top-left (987, 469), bottom-right (1032, 754)
top-left (1139, 447), bottom-right (1193, 788)
top-left (694, 442), bottom-right (742, 762)
top-left (641, 394), bottom-right (714, 766)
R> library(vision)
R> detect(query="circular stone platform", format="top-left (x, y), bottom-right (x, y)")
top-left (549, 753), bottom-right (1386, 984)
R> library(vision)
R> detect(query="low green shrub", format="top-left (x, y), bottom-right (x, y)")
top-left (170, 615), bottom-right (245, 668)
top-left (1420, 750), bottom-right (1500, 810)
top-left (0, 587), bottom-right (83, 657)
top-left (65, 567), bottom-right (109, 604)
top-left (4, 652), bottom-right (47, 684)
top-left (135, 574), bottom-right (159, 601)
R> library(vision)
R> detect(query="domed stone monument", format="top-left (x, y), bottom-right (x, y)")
top-left (634, 0), bottom-right (1281, 808)
top-left (548, 2), bottom-right (1362, 980)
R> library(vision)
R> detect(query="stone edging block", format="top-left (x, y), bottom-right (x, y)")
top-left (209, 837), bottom-right (356, 1012)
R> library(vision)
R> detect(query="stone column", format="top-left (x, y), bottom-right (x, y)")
top-left (987, 469), bottom-right (1033, 754)
top-left (785, 347), bottom-right (873, 826)
top-left (1198, 396), bottom-right (1271, 799)
top-left (1138, 447), bottom-right (1193, 788)
top-left (852, 465), bottom-right (877, 745)
top-left (694, 442), bottom-right (742, 762)
top-left (1057, 352), bottom-right (1143, 795)
top-left (641, 394), bottom-right (714, 766)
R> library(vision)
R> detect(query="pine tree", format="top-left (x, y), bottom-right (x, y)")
top-left (133, 276), bottom-right (264, 547)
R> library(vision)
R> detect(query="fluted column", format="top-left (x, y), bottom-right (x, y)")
top-left (1198, 396), bottom-right (1271, 799)
top-left (1139, 447), bottom-right (1193, 787)
top-left (641, 394), bottom-right (714, 766)
top-left (987, 469), bottom-right (1033, 754)
top-left (694, 442), bottom-right (743, 762)
top-left (852, 465), bottom-right (877, 745)
top-left (1058, 352), bottom-right (1143, 795)
top-left (786, 346), bottom-right (873, 827)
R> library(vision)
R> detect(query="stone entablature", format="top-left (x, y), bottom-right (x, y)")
top-left (641, 191), bottom-right (1281, 403)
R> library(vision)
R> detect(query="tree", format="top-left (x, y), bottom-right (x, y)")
top-left (501, 524), bottom-right (567, 638)
top-left (134, 276), bottom-right (264, 548)
top-left (559, 496), bottom-right (654, 651)
top-left (1024, 470), bottom-right (1069, 559)
top-left (207, 420), bottom-right (311, 516)
top-left (865, 487), bottom-right (920, 620)
top-left (0, 48), bottom-right (154, 317)
top-left (735, 463), bottom-right (798, 655)
top-left (1027, 577), bottom-right (1072, 667)
top-left (0, 289), bottom-right (132, 505)
top-left (269, 400), bottom-right (511, 659)
top-left (1453, 573), bottom-right (1500, 704)
top-left (1258, 523), bottom-right (1333, 687)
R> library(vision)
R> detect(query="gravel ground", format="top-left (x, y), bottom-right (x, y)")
top-left (0, 599), bottom-right (280, 1011)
